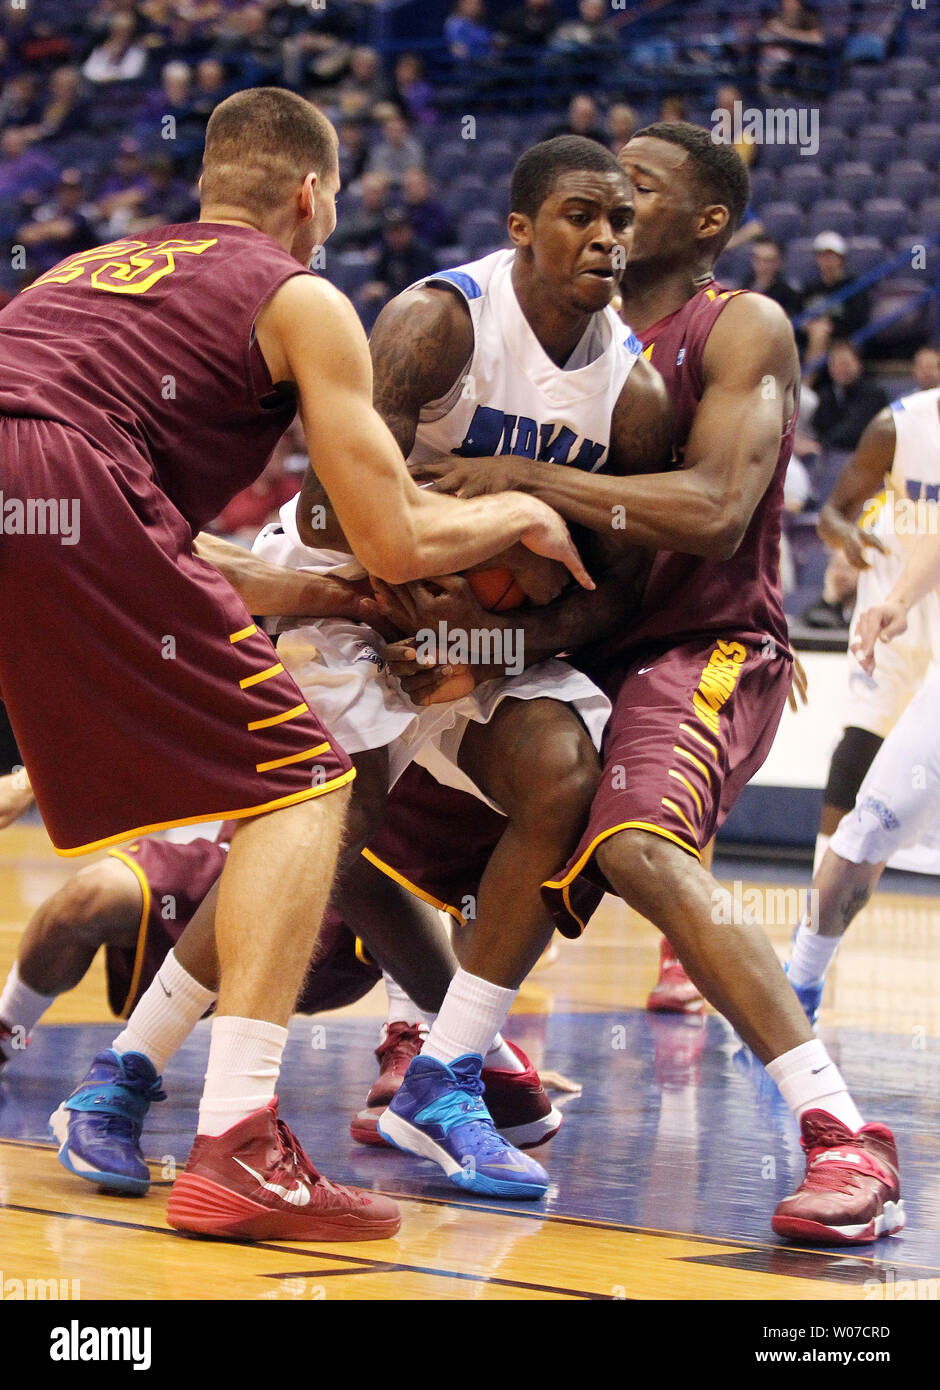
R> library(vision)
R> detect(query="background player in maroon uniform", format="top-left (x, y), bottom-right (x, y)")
top-left (0, 86), bottom-right (587, 1242)
top-left (377, 124), bottom-right (903, 1245)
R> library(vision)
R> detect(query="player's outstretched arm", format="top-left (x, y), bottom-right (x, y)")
top-left (422, 296), bottom-right (798, 559)
top-left (192, 532), bottom-right (387, 625)
top-left (816, 410), bottom-right (894, 568)
top-left (851, 532), bottom-right (940, 674)
top-left (295, 284), bottom-right (473, 554)
top-left (258, 276), bottom-right (591, 587)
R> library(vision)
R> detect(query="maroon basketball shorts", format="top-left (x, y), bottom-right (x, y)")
top-left (105, 834), bottom-right (380, 1018)
top-left (0, 417), bottom-right (353, 854)
top-left (542, 633), bottom-right (793, 936)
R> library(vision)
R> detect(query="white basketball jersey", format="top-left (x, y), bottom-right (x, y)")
top-left (410, 249), bottom-right (642, 472)
top-left (872, 387), bottom-right (940, 558)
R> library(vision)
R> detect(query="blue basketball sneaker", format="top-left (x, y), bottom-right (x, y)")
top-left (784, 963), bottom-right (824, 1028)
top-left (49, 1049), bottom-right (166, 1195)
top-left (377, 1053), bottom-right (549, 1199)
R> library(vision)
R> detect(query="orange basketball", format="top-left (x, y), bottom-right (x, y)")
top-left (466, 567), bottom-right (526, 612)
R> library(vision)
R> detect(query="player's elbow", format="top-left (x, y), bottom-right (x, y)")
top-left (706, 506), bottom-right (748, 560)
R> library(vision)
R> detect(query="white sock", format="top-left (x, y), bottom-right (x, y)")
top-left (812, 833), bottom-right (831, 877)
top-left (766, 1038), bottom-right (863, 1131)
top-left (484, 1033), bottom-right (526, 1072)
top-left (422, 967), bottom-right (516, 1067)
top-left (788, 919), bottom-right (841, 987)
top-left (0, 961), bottom-right (56, 1059)
top-left (197, 1014), bottom-right (287, 1137)
top-left (382, 971), bottom-right (435, 1034)
top-left (112, 948), bottom-right (217, 1074)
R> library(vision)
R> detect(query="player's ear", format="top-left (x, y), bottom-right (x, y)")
top-left (300, 171), bottom-right (318, 222)
top-left (507, 211), bottom-right (532, 249)
top-left (696, 203), bottom-right (729, 246)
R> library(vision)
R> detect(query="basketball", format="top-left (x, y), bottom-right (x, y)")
top-left (466, 567), bottom-right (527, 611)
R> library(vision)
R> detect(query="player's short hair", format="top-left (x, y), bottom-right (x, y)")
top-left (510, 136), bottom-right (624, 218)
top-left (201, 87), bottom-right (337, 218)
top-left (631, 121), bottom-right (750, 249)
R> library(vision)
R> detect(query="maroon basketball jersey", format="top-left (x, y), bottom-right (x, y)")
top-left (0, 223), bottom-right (307, 528)
top-left (624, 281), bottom-right (792, 652)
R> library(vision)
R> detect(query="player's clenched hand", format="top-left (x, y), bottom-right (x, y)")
top-left (373, 574), bottom-right (493, 635)
top-left (383, 638), bottom-right (477, 705)
top-left (817, 513), bottom-right (886, 570)
top-left (516, 496), bottom-right (594, 591)
top-left (850, 601), bottom-right (909, 676)
top-left (0, 772), bottom-right (33, 831)
top-left (787, 654), bottom-right (809, 714)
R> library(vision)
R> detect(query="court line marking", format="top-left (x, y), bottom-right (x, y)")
top-left (2, 1139), bottom-right (934, 1278)
top-left (0, 1198), bottom-right (607, 1299)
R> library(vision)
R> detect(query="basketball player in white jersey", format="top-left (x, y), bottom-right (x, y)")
top-left (787, 383), bottom-right (940, 1020)
top-left (258, 136), bottom-right (671, 1194)
top-left (786, 528), bottom-right (940, 1004)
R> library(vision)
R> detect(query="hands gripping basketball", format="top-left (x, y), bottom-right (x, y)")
top-left (512, 493), bottom-right (594, 592)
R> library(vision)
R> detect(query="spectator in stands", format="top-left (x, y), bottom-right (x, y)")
top-left (550, 0), bottom-right (619, 53)
top-left (0, 72), bottom-right (44, 132)
top-left (445, 0), bottom-right (494, 61)
top-left (743, 236), bottom-right (802, 317)
top-left (336, 46), bottom-right (388, 119)
top-left (497, 0), bottom-right (561, 48)
top-left (0, 128), bottom-right (58, 201)
top-left (399, 167), bottom-right (454, 249)
top-left (93, 136), bottom-right (150, 236)
top-left (209, 3), bottom-right (282, 85)
top-left (911, 345), bottom-right (940, 391)
top-left (366, 111), bottom-right (425, 184)
top-left (802, 232), bottom-right (871, 363)
top-left (393, 54), bottom-right (436, 128)
top-left (659, 93), bottom-right (686, 123)
top-left (82, 12), bottom-right (149, 84)
top-left (189, 58), bottom-right (229, 122)
top-left (546, 94), bottom-right (608, 145)
top-left (811, 340), bottom-right (887, 452)
top-left (137, 59), bottom-right (193, 130)
top-left (713, 83), bottom-right (758, 167)
top-left (607, 103), bottom-right (638, 155)
top-left (359, 208), bottom-right (436, 317)
top-left (16, 169), bottom-right (95, 275)
top-left (329, 171), bottom-right (392, 253)
top-left (337, 118), bottom-right (369, 186)
top-left (757, 0), bottom-right (824, 95)
top-left (34, 66), bottom-right (91, 143)
top-left (130, 155), bottom-right (198, 230)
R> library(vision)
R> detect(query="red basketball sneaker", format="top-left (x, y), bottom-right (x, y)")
top-left (772, 1110), bottom-right (904, 1246)
top-left (167, 1099), bottom-right (401, 1241)
top-left (481, 1042), bottom-right (562, 1149)
top-left (351, 1021), bottom-right (425, 1146)
top-left (646, 938), bottom-right (705, 1014)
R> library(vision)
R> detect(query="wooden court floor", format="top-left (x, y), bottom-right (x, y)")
top-left (1, 820), bottom-right (939, 1302)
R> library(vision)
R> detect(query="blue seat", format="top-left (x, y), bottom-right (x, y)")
top-left (477, 140), bottom-right (517, 176)
top-left (784, 237), bottom-right (818, 286)
top-left (807, 199), bottom-right (857, 238)
top-left (760, 201), bottom-right (804, 243)
top-left (845, 236), bottom-right (889, 276)
top-left (876, 91), bottom-right (922, 129)
top-left (885, 161), bottom-right (930, 206)
top-left (747, 168), bottom-right (777, 209)
top-left (909, 124), bottom-right (940, 162)
top-left (779, 164), bottom-right (826, 209)
top-left (853, 126), bottom-right (901, 165)
top-left (831, 162), bottom-right (875, 203)
top-left (861, 199), bottom-right (909, 242)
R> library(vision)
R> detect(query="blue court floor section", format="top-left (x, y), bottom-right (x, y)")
top-left (3, 1010), bottom-right (938, 1269)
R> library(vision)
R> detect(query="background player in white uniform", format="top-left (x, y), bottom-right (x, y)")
top-left (787, 529), bottom-right (940, 1019)
top-left (811, 386), bottom-right (940, 874)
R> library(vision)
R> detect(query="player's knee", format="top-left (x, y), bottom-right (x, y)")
top-left (504, 732), bottom-right (600, 833)
top-left (596, 827), bottom-right (680, 902)
top-left (46, 864), bottom-right (127, 946)
top-left (824, 726), bottom-right (883, 812)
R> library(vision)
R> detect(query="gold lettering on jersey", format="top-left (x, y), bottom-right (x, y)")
top-left (24, 237), bottom-right (218, 295)
top-left (691, 639), bottom-right (746, 734)
top-left (643, 341), bottom-right (655, 361)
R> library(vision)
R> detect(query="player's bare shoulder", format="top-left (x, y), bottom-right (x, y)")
top-left (371, 282), bottom-right (475, 410)
top-left (255, 272), bottom-right (368, 386)
top-left (704, 290), bottom-right (799, 384)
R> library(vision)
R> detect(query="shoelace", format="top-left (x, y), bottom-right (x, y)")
top-left (274, 1119), bottom-right (359, 1206)
top-left (377, 1026), bottom-right (423, 1069)
top-left (802, 1163), bottom-right (863, 1196)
